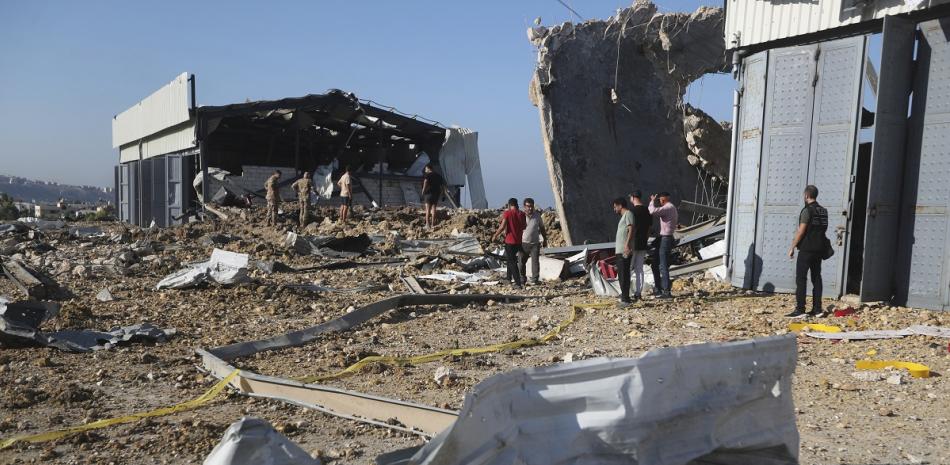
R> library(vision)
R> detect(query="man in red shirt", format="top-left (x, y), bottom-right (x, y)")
top-left (492, 198), bottom-right (527, 289)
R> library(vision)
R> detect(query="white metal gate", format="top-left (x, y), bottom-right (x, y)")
top-left (807, 36), bottom-right (866, 297)
top-left (730, 51), bottom-right (768, 288)
top-left (755, 44), bottom-right (817, 293)
top-left (730, 37), bottom-right (866, 296)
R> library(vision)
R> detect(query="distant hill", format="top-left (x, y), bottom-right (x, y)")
top-left (0, 174), bottom-right (113, 204)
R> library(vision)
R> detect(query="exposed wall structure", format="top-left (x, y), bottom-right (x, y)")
top-left (529, 1), bottom-right (728, 244)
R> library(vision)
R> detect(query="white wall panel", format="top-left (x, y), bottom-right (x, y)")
top-left (725, 0), bottom-right (946, 49)
top-left (112, 72), bottom-right (191, 148)
top-left (118, 122), bottom-right (195, 163)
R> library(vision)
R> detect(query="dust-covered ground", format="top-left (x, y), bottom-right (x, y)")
top-left (1, 204), bottom-right (948, 465)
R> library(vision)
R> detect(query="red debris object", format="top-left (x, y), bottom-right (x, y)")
top-left (833, 307), bottom-right (857, 317)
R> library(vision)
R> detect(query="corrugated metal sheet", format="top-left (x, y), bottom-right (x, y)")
top-left (112, 72), bottom-right (192, 148)
top-left (725, 0), bottom-right (944, 50)
top-left (118, 122), bottom-right (195, 163)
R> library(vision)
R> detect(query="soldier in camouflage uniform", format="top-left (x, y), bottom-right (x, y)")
top-left (291, 171), bottom-right (314, 228)
top-left (265, 170), bottom-right (281, 226)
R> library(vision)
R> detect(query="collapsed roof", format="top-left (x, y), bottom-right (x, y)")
top-left (197, 90), bottom-right (448, 176)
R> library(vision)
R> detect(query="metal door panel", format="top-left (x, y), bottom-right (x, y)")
top-left (166, 154), bottom-right (183, 225)
top-left (862, 16), bottom-right (915, 302)
top-left (128, 161), bottom-right (139, 226)
top-left (730, 51), bottom-right (767, 288)
top-left (807, 36), bottom-right (866, 297)
top-left (119, 164), bottom-right (131, 223)
top-left (140, 159), bottom-right (153, 228)
top-left (900, 18), bottom-right (950, 310)
top-left (150, 157), bottom-right (167, 228)
top-left (755, 45), bottom-right (817, 293)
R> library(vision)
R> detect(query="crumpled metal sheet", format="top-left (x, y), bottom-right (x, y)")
top-left (404, 335), bottom-right (799, 465)
top-left (0, 299), bottom-right (61, 346)
top-left (0, 298), bottom-right (174, 352)
top-left (418, 270), bottom-right (496, 285)
top-left (399, 236), bottom-right (484, 258)
top-left (285, 232), bottom-right (371, 258)
top-left (156, 248), bottom-right (250, 290)
top-left (203, 417), bottom-right (321, 465)
top-left (45, 323), bottom-right (176, 352)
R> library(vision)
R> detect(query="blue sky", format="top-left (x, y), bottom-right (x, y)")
top-left (0, 0), bottom-right (732, 207)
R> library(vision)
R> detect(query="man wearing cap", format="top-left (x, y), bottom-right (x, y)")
top-left (648, 192), bottom-right (678, 298)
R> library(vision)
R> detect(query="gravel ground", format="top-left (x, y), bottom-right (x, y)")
top-left (1, 207), bottom-right (948, 464)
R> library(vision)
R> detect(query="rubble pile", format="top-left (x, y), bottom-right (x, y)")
top-left (0, 206), bottom-right (948, 465)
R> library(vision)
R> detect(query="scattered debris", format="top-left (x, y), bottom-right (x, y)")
top-left (433, 366), bottom-right (457, 387)
top-left (156, 248), bottom-right (250, 290)
top-left (0, 299), bottom-right (61, 347)
top-left (851, 371), bottom-right (886, 382)
top-left (418, 270), bottom-right (497, 285)
top-left (1, 258), bottom-right (60, 299)
top-left (0, 298), bottom-right (174, 352)
top-left (96, 287), bottom-right (115, 302)
top-left (203, 417), bottom-right (322, 465)
top-left (285, 232), bottom-right (371, 258)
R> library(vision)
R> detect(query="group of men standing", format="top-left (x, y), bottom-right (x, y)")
top-left (262, 163), bottom-right (444, 230)
top-left (613, 191), bottom-right (678, 305)
top-left (264, 169), bottom-right (318, 228)
top-left (490, 192), bottom-right (679, 299)
top-left (491, 198), bottom-right (546, 289)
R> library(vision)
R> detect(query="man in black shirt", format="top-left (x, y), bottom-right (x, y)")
top-left (628, 191), bottom-right (653, 300)
top-left (786, 185), bottom-right (829, 318)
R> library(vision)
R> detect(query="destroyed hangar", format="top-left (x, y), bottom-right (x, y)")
top-left (111, 75), bottom-right (487, 228)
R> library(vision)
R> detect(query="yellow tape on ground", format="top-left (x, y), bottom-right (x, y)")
top-left (788, 323), bottom-right (842, 333)
top-left (856, 360), bottom-right (931, 378)
top-left (297, 302), bottom-right (609, 384)
top-left (0, 370), bottom-right (239, 450)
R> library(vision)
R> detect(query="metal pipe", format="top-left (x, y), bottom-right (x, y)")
top-left (723, 50), bottom-right (744, 281)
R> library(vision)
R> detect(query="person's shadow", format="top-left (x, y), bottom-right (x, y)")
top-left (742, 241), bottom-right (765, 291)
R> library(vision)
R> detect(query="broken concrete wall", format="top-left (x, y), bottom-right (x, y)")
top-left (683, 104), bottom-right (731, 180)
top-left (529, 1), bottom-right (728, 244)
